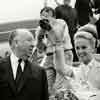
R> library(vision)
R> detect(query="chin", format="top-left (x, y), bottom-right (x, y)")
top-left (81, 59), bottom-right (89, 64)
top-left (79, 57), bottom-right (85, 62)
top-left (21, 55), bottom-right (29, 60)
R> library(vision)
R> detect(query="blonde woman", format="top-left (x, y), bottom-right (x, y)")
top-left (48, 23), bottom-right (100, 100)
top-left (73, 24), bottom-right (100, 100)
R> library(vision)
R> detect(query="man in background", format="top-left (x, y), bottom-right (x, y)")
top-left (75, 0), bottom-right (93, 26)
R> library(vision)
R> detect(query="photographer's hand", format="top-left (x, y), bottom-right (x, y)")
top-left (47, 19), bottom-right (67, 46)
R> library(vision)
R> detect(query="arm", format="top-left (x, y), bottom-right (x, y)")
top-left (54, 45), bottom-right (73, 77)
top-left (54, 20), bottom-right (73, 76)
top-left (63, 21), bottom-right (73, 50)
top-left (47, 19), bottom-right (73, 76)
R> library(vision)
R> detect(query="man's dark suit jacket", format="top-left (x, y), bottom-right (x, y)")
top-left (75, 0), bottom-right (92, 26)
top-left (55, 4), bottom-right (78, 41)
top-left (0, 56), bottom-right (48, 100)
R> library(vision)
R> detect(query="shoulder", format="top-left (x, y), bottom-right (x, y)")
top-left (56, 19), bottom-right (69, 33)
top-left (92, 59), bottom-right (100, 68)
top-left (28, 62), bottom-right (47, 80)
top-left (30, 62), bottom-right (46, 75)
top-left (0, 57), bottom-right (10, 76)
top-left (72, 8), bottom-right (77, 15)
top-left (57, 18), bottom-right (65, 23)
top-left (57, 19), bottom-right (67, 25)
top-left (0, 57), bottom-right (9, 65)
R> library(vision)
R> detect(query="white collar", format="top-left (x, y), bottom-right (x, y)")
top-left (10, 53), bottom-right (25, 79)
top-left (10, 53), bottom-right (25, 71)
top-left (10, 53), bottom-right (19, 65)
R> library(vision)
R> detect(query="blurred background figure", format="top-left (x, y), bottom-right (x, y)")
top-left (75, 0), bottom-right (93, 26)
top-left (90, 0), bottom-right (100, 53)
top-left (55, 0), bottom-right (78, 39)
top-left (55, 0), bottom-right (78, 61)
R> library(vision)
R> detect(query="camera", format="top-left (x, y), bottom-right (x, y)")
top-left (39, 19), bottom-right (52, 31)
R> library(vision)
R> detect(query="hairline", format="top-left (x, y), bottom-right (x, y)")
top-left (9, 29), bottom-right (33, 45)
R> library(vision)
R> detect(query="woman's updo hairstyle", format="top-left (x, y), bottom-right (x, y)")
top-left (74, 23), bottom-right (98, 48)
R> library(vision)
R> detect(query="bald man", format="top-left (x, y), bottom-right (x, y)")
top-left (0, 29), bottom-right (48, 100)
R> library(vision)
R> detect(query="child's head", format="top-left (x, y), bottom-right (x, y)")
top-left (74, 24), bottom-right (98, 64)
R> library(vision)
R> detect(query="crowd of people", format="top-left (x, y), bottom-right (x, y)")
top-left (0, 0), bottom-right (100, 100)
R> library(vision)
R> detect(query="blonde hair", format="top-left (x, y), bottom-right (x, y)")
top-left (74, 31), bottom-right (96, 49)
top-left (74, 23), bottom-right (98, 49)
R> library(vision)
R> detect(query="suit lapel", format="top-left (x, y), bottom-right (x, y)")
top-left (5, 58), bottom-right (37, 94)
top-left (5, 56), bottom-right (17, 94)
top-left (4, 57), bottom-right (35, 95)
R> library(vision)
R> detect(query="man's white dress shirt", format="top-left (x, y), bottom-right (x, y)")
top-left (10, 53), bottom-right (25, 79)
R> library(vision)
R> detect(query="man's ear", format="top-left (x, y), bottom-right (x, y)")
top-left (94, 48), bottom-right (97, 53)
top-left (11, 40), bottom-right (17, 49)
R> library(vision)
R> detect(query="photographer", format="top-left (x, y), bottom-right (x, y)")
top-left (35, 7), bottom-right (73, 98)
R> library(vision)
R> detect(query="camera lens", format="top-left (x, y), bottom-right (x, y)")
top-left (39, 19), bottom-right (52, 31)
